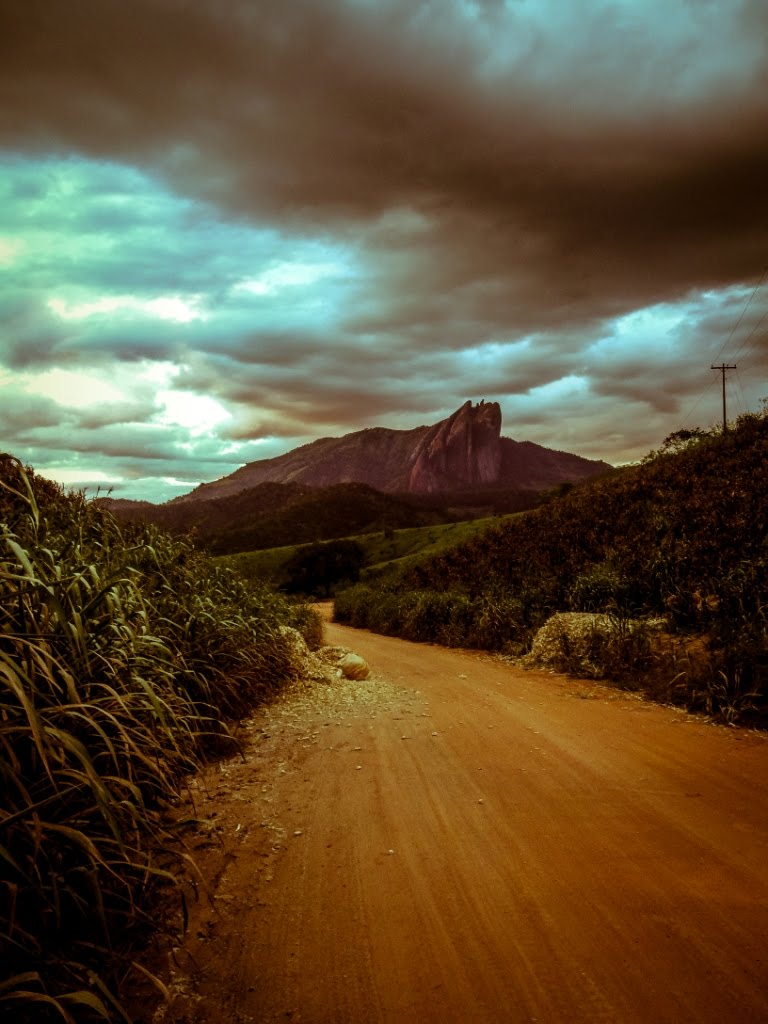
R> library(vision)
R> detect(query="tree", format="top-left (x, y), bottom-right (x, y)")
top-left (282, 539), bottom-right (366, 597)
top-left (643, 427), bottom-right (716, 462)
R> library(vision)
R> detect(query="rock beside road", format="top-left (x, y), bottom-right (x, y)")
top-left (279, 626), bottom-right (370, 682)
top-left (337, 652), bottom-right (370, 680)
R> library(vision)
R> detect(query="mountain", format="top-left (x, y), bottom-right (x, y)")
top-left (175, 401), bottom-right (610, 503)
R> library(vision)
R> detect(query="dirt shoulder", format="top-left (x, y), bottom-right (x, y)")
top-left (139, 613), bottom-right (768, 1023)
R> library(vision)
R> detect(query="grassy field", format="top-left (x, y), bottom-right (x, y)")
top-left (218, 514), bottom-right (516, 586)
top-left (359, 517), bottom-right (515, 575)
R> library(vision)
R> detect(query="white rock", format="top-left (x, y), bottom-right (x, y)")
top-left (338, 652), bottom-right (370, 680)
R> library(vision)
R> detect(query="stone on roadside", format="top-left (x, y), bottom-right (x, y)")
top-left (338, 652), bottom-right (370, 680)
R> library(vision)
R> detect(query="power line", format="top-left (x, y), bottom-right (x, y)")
top-left (712, 265), bottom-right (767, 365)
top-left (678, 373), bottom-right (721, 431)
top-left (732, 308), bottom-right (768, 365)
top-left (679, 267), bottom-right (766, 430)
top-left (732, 367), bottom-right (750, 418)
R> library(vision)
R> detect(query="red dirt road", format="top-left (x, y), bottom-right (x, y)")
top-left (156, 614), bottom-right (768, 1023)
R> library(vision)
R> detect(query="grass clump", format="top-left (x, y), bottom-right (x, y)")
top-left (0, 456), bottom-right (314, 1021)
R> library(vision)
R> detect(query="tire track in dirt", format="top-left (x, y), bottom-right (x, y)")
top-left (146, 614), bottom-right (768, 1023)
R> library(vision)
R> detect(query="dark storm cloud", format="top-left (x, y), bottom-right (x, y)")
top-left (0, 391), bottom-right (164, 450)
top-left (12, 414), bottom-right (249, 484)
top-left (2, 0), bottom-right (767, 328)
top-left (183, 367), bottom-right (424, 441)
top-left (0, 297), bottom-right (65, 369)
top-left (0, 391), bottom-right (64, 432)
top-left (0, 297), bottom-right (172, 370)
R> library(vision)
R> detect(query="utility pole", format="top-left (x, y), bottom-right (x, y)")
top-left (710, 363), bottom-right (737, 434)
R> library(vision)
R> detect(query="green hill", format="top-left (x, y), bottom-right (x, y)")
top-left (220, 515), bottom-right (515, 589)
top-left (100, 481), bottom-right (438, 551)
top-left (207, 482), bottom-right (446, 554)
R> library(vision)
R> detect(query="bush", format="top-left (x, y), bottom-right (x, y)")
top-left (527, 611), bottom-right (657, 682)
top-left (282, 539), bottom-right (366, 597)
top-left (568, 565), bottom-right (636, 614)
top-left (336, 585), bottom-right (531, 653)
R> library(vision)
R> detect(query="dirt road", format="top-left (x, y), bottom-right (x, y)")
top-left (152, 613), bottom-right (768, 1023)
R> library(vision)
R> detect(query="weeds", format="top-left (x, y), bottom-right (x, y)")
top-left (690, 667), bottom-right (761, 726)
top-left (0, 456), bottom-right (315, 1021)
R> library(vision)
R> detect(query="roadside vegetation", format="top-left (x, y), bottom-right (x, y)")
top-left (335, 410), bottom-right (768, 726)
top-left (0, 456), bottom-right (318, 1022)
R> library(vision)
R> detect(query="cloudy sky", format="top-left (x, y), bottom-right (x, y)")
top-left (2, 0), bottom-right (767, 502)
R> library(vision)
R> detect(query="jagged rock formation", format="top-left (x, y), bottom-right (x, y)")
top-left (174, 401), bottom-right (610, 503)
top-left (407, 400), bottom-right (502, 492)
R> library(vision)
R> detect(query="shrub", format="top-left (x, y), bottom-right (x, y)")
top-left (282, 539), bottom-right (366, 597)
top-left (568, 565), bottom-right (635, 614)
top-left (527, 612), bottom-right (658, 682)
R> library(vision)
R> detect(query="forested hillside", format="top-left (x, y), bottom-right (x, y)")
top-left (101, 481), bottom-right (540, 555)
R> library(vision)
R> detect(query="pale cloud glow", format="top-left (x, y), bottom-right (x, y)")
top-left (162, 475), bottom-right (201, 488)
top-left (47, 294), bottom-right (205, 324)
top-left (35, 467), bottom-right (122, 486)
top-left (528, 375), bottom-right (590, 402)
top-left (27, 369), bottom-right (127, 409)
top-left (156, 390), bottom-right (231, 435)
top-left (235, 258), bottom-right (348, 297)
top-left (140, 361), bottom-right (183, 386)
top-left (145, 297), bottom-right (206, 323)
top-left (0, 237), bottom-right (23, 267)
top-left (616, 308), bottom-right (682, 338)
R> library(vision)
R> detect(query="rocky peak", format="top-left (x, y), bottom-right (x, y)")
top-left (168, 398), bottom-right (609, 503)
top-left (407, 400), bottom-right (503, 493)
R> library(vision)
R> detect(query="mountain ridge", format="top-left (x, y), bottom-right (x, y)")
top-left (174, 400), bottom-right (610, 504)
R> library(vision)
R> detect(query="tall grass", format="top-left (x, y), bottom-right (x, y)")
top-left (0, 456), bottom-right (311, 1021)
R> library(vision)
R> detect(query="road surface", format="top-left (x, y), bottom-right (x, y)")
top-left (151, 613), bottom-right (768, 1023)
